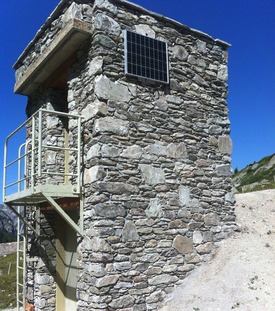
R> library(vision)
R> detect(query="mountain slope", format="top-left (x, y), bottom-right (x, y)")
top-left (233, 153), bottom-right (275, 193)
top-left (0, 205), bottom-right (17, 243)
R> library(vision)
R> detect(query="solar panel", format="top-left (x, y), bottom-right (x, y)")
top-left (124, 30), bottom-right (169, 84)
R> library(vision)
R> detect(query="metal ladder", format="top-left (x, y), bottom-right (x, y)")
top-left (16, 206), bottom-right (26, 310)
top-left (16, 206), bottom-right (39, 310)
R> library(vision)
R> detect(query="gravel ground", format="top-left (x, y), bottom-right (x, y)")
top-left (160, 189), bottom-right (275, 311)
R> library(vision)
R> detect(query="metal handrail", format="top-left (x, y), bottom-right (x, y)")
top-left (3, 108), bottom-right (82, 201)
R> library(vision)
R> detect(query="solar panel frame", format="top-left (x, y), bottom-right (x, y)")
top-left (124, 30), bottom-right (169, 84)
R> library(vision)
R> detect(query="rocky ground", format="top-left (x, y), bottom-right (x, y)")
top-left (160, 189), bottom-right (275, 311)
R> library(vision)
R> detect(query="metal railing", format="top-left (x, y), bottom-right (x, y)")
top-left (3, 109), bottom-right (82, 202)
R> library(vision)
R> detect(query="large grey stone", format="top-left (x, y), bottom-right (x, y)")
top-left (95, 75), bottom-right (131, 102)
top-left (172, 45), bottom-right (188, 61)
top-left (87, 143), bottom-right (101, 160)
top-left (122, 220), bottom-right (140, 242)
top-left (167, 142), bottom-right (187, 159)
top-left (96, 275), bottom-right (119, 288)
top-left (193, 231), bottom-right (203, 244)
top-left (172, 235), bottom-right (193, 254)
top-left (134, 24), bottom-right (155, 38)
top-left (83, 236), bottom-right (111, 252)
top-left (96, 182), bottom-right (138, 194)
top-left (217, 64), bottom-right (228, 81)
top-left (82, 101), bottom-right (108, 121)
top-left (84, 166), bottom-right (106, 183)
top-left (94, 203), bottom-right (126, 218)
top-left (62, 3), bottom-right (83, 23)
top-left (94, 0), bottom-right (118, 14)
top-left (204, 213), bottom-right (220, 226)
top-left (196, 242), bottom-right (213, 254)
top-left (93, 34), bottom-right (116, 49)
top-left (179, 185), bottom-right (190, 206)
top-left (88, 56), bottom-right (103, 76)
top-left (148, 274), bottom-right (178, 285)
top-left (145, 198), bottom-right (164, 218)
top-left (225, 192), bottom-right (235, 204)
top-left (146, 143), bottom-right (167, 156)
top-left (109, 295), bottom-right (135, 309)
top-left (218, 135), bottom-right (232, 154)
top-left (139, 164), bottom-right (165, 185)
top-left (101, 145), bottom-right (121, 158)
top-left (121, 145), bottom-right (142, 159)
top-left (94, 13), bottom-right (121, 36)
top-left (94, 117), bottom-right (129, 136)
top-left (165, 95), bottom-right (183, 105)
top-left (216, 164), bottom-right (232, 176)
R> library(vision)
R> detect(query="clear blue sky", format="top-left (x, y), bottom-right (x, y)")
top-left (0, 0), bottom-right (274, 200)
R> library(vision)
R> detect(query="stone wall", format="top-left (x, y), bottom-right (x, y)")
top-left (15, 0), bottom-right (236, 310)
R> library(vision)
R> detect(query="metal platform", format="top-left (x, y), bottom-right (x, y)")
top-left (4, 184), bottom-right (80, 206)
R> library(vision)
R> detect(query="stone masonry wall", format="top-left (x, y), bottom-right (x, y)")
top-left (15, 0), bottom-right (236, 310)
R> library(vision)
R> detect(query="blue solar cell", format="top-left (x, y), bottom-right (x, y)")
top-left (125, 31), bottom-right (169, 84)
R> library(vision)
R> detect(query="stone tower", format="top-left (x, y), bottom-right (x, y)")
top-left (3, 0), bottom-right (236, 310)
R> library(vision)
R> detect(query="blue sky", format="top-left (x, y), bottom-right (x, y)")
top-left (0, 0), bottom-right (274, 200)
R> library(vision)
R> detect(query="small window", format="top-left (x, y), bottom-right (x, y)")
top-left (124, 30), bottom-right (169, 84)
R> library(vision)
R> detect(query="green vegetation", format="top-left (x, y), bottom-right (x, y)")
top-left (0, 228), bottom-right (16, 243)
top-left (0, 252), bottom-right (17, 309)
top-left (233, 153), bottom-right (275, 193)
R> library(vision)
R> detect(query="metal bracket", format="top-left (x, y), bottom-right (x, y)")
top-left (5, 204), bottom-right (39, 236)
top-left (42, 194), bottom-right (83, 236)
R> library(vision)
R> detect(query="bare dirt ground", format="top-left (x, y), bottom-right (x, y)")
top-left (0, 242), bottom-right (17, 257)
top-left (160, 189), bottom-right (275, 311)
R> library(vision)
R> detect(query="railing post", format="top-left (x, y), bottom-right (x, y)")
top-left (31, 114), bottom-right (36, 191)
top-left (3, 138), bottom-right (8, 201)
top-left (77, 116), bottom-right (82, 193)
top-left (38, 110), bottom-right (43, 178)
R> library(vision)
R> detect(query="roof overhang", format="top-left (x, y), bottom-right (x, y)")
top-left (14, 19), bottom-right (93, 96)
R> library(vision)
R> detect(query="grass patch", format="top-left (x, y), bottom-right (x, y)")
top-left (0, 252), bottom-right (17, 309)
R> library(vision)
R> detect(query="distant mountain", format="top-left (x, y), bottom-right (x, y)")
top-left (233, 153), bottom-right (275, 193)
top-left (0, 204), bottom-right (17, 243)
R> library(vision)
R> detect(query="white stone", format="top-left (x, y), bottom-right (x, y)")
top-left (94, 0), bottom-right (118, 14)
top-left (94, 13), bottom-right (121, 35)
top-left (146, 143), bottom-right (167, 156)
top-left (88, 56), bottom-right (103, 76)
top-left (84, 166), bottom-right (106, 183)
top-left (171, 45), bottom-right (188, 61)
top-left (121, 145), bottom-right (142, 159)
top-left (217, 64), bottom-right (228, 81)
top-left (62, 3), bottom-right (83, 24)
top-left (94, 117), bottom-right (129, 136)
top-left (82, 101), bottom-right (108, 121)
top-left (134, 24), bottom-right (155, 38)
top-left (218, 135), bottom-right (232, 154)
top-left (179, 185), bottom-right (190, 206)
top-left (146, 198), bottom-right (164, 218)
top-left (193, 230), bottom-right (203, 244)
top-left (139, 164), bottom-right (165, 185)
top-left (95, 75), bottom-right (131, 102)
